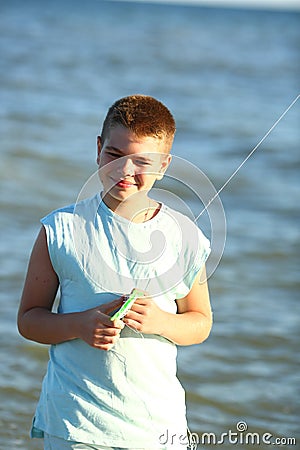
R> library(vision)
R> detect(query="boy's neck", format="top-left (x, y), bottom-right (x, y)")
top-left (101, 192), bottom-right (160, 223)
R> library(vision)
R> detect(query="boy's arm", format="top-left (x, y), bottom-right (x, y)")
top-left (172, 267), bottom-right (212, 345)
top-left (123, 267), bottom-right (213, 346)
top-left (17, 227), bottom-right (123, 350)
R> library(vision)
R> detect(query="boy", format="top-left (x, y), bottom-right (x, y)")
top-left (18, 95), bottom-right (212, 449)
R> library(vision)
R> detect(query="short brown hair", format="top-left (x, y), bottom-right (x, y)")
top-left (100, 95), bottom-right (176, 152)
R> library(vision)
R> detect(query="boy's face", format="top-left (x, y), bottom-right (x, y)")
top-left (97, 125), bottom-right (171, 209)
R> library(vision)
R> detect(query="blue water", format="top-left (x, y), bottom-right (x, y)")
top-left (0, 1), bottom-right (299, 448)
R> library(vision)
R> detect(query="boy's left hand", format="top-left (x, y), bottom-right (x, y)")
top-left (122, 292), bottom-right (164, 335)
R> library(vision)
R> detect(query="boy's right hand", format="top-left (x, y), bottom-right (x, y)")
top-left (77, 298), bottom-right (125, 351)
top-left (17, 227), bottom-right (125, 349)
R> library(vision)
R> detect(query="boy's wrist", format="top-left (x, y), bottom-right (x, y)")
top-left (154, 310), bottom-right (171, 339)
top-left (69, 311), bottom-right (85, 341)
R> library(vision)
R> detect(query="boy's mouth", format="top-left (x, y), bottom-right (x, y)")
top-left (113, 178), bottom-right (137, 188)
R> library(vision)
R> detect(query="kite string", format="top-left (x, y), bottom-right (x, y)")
top-left (197, 94), bottom-right (300, 219)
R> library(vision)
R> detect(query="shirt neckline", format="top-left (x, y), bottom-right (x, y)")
top-left (96, 192), bottom-right (165, 227)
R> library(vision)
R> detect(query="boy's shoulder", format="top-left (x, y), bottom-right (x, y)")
top-left (41, 194), bottom-right (99, 222)
top-left (163, 203), bottom-right (199, 228)
top-left (162, 203), bottom-right (210, 245)
top-left (42, 203), bottom-right (76, 221)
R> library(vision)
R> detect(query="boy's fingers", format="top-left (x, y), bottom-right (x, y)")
top-left (111, 319), bottom-right (125, 329)
top-left (133, 296), bottom-right (151, 306)
top-left (100, 314), bottom-right (124, 329)
top-left (101, 297), bottom-right (125, 315)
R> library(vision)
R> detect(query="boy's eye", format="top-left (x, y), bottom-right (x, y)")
top-left (105, 151), bottom-right (151, 166)
top-left (134, 159), bottom-right (151, 166)
top-left (107, 151), bottom-right (119, 158)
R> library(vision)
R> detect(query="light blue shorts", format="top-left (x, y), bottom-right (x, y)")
top-left (43, 433), bottom-right (185, 450)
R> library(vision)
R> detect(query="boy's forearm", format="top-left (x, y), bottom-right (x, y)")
top-left (159, 310), bottom-right (213, 346)
top-left (18, 307), bottom-right (81, 345)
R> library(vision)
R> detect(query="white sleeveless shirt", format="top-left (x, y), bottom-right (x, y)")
top-left (31, 193), bottom-right (210, 447)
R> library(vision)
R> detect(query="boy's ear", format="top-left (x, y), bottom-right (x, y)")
top-left (156, 154), bottom-right (172, 180)
top-left (96, 136), bottom-right (102, 165)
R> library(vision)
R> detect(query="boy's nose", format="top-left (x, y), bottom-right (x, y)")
top-left (117, 157), bottom-right (135, 176)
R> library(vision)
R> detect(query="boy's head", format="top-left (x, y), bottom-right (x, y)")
top-left (100, 95), bottom-right (176, 153)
